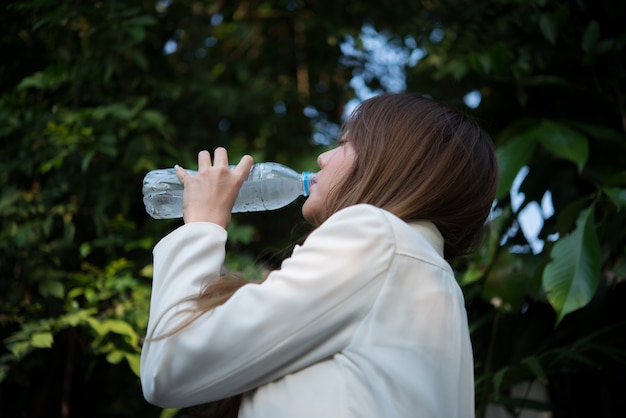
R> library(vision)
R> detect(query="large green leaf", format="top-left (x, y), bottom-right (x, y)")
top-left (542, 206), bottom-right (601, 324)
top-left (496, 121), bottom-right (589, 202)
top-left (536, 121), bottom-right (589, 172)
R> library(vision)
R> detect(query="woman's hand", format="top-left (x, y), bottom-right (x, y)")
top-left (175, 147), bottom-right (254, 228)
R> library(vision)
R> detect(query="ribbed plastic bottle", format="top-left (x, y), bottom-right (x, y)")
top-left (142, 162), bottom-right (314, 219)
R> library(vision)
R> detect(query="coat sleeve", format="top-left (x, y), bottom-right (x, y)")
top-left (140, 205), bottom-right (395, 408)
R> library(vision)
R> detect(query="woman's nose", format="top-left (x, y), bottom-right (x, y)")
top-left (317, 149), bottom-right (332, 168)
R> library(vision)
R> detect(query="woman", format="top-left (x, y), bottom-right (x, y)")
top-left (140, 93), bottom-right (498, 417)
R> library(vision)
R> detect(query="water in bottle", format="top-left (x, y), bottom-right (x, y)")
top-left (142, 163), bottom-right (314, 219)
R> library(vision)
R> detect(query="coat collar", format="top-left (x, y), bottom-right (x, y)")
top-left (410, 221), bottom-right (445, 258)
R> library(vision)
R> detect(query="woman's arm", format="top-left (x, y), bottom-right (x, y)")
top-left (140, 204), bottom-right (395, 408)
top-left (142, 221), bottom-right (228, 340)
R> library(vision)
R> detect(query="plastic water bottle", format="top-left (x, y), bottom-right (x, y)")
top-left (142, 162), bottom-right (314, 219)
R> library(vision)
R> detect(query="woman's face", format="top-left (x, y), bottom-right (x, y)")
top-left (302, 139), bottom-right (356, 225)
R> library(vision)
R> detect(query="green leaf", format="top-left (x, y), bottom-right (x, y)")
top-left (594, 38), bottom-right (617, 54)
top-left (536, 121), bottom-right (589, 172)
top-left (59, 310), bottom-right (91, 327)
top-left (495, 132), bottom-right (537, 200)
top-left (99, 319), bottom-right (140, 346)
top-left (458, 263), bottom-right (485, 286)
top-left (481, 270), bottom-right (529, 313)
top-left (80, 242), bottom-right (92, 258)
top-left (554, 196), bottom-right (591, 236)
top-left (31, 332), bottom-right (54, 348)
top-left (38, 280), bottom-right (65, 299)
top-left (522, 356), bottom-right (548, 384)
top-left (489, 42), bottom-right (511, 75)
top-left (492, 367), bottom-right (508, 400)
top-left (124, 353), bottom-right (141, 377)
top-left (124, 15), bottom-right (157, 27)
top-left (582, 20), bottom-right (600, 53)
top-left (131, 50), bottom-right (149, 71)
top-left (8, 341), bottom-right (32, 358)
top-left (140, 109), bottom-right (168, 130)
top-left (81, 150), bottom-right (95, 172)
top-left (106, 350), bottom-right (125, 364)
top-left (160, 408), bottom-right (181, 418)
top-left (140, 264), bottom-right (154, 278)
top-left (542, 206), bottom-right (601, 324)
top-left (469, 51), bottom-right (490, 75)
top-left (17, 66), bottom-right (69, 91)
top-left (604, 187), bottom-right (626, 208)
top-left (539, 14), bottom-right (558, 45)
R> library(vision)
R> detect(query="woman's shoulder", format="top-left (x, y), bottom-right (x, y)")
top-left (309, 204), bottom-right (394, 241)
top-left (318, 204), bottom-right (397, 240)
top-left (317, 204), bottom-right (416, 245)
top-left (326, 203), bottom-right (389, 222)
top-left (322, 204), bottom-right (421, 236)
top-left (325, 204), bottom-right (448, 268)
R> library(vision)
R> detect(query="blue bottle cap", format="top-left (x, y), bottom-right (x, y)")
top-left (302, 172), bottom-right (314, 197)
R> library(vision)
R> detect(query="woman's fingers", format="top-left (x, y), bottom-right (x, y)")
top-left (175, 164), bottom-right (188, 183)
top-left (233, 154), bottom-right (254, 180)
top-left (197, 150), bottom-right (213, 172)
top-left (176, 148), bottom-right (253, 227)
top-left (212, 147), bottom-right (229, 167)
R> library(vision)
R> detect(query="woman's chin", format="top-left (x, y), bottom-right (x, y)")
top-left (301, 200), bottom-right (322, 226)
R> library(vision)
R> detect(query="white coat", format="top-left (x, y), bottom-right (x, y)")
top-left (140, 204), bottom-right (475, 417)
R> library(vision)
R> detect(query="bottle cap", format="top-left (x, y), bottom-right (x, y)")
top-left (302, 172), bottom-right (314, 197)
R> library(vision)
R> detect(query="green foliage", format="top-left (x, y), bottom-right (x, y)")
top-left (1, 257), bottom-right (148, 379)
top-left (1, 0), bottom-right (625, 417)
top-left (420, 0), bottom-right (626, 415)
top-left (543, 205), bottom-right (601, 324)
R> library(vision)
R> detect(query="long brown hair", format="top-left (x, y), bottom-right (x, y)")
top-left (152, 93), bottom-right (498, 417)
top-left (328, 93), bottom-right (498, 259)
